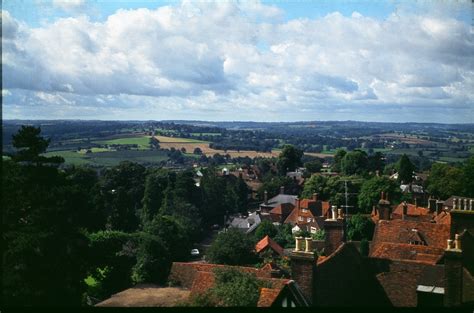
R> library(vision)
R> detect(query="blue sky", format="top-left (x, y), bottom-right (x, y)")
top-left (2, 0), bottom-right (473, 122)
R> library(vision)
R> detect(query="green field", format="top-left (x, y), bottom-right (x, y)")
top-left (95, 136), bottom-right (151, 149)
top-left (191, 132), bottom-right (222, 136)
top-left (44, 149), bottom-right (169, 166)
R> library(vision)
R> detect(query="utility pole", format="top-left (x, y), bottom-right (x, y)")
top-left (341, 180), bottom-right (354, 241)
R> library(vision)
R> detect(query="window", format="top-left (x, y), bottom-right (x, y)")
top-left (302, 208), bottom-right (308, 213)
top-left (298, 216), bottom-right (303, 222)
top-left (307, 217), bottom-right (312, 223)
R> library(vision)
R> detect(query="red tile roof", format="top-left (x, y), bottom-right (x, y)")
top-left (255, 235), bottom-right (284, 256)
top-left (370, 242), bottom-right (444, 265)
top-left (371, 219), bottom-right (450, 250)
top-left (270, 203), bottom-right (294, 216)
top-left (257, 288), bottom-right (281, 307)
top-left (433, 211), bottom-right (451, 225)
top-left (391, 203), bottom-right (430, 219)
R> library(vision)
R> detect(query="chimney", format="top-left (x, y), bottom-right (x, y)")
top-left (428, 198), bottom-right (437, 213)
top-left (264, 190), bottom-right (268, 204)
top-left (337, 208), bottom-right (343, 220)
top-left (444, 234), bottom-right (463, 307)
top-left (436, 201), bottom-right (443, 215)
top-left (280, 186), bottom-right (285, 195)
top-left (290, 236), bottom-right (317, 305)
top-left (464, 198), bottom-right (468, 211)
top-left (453, 198), bottom-right (457, 210)
top-left (470, 199), bottom-right (473, 211)
top-left (402, 202), bottom-right (408, 220)
top-left (414, 197), bottom-right (418, 208)
top-left (377, 193), bottom-right (392, 220)
top-left (324, 207), bottom-right (344, 255)
top-left (331, 205), bottom-right (337, 220)
top-left (296, 197), bottom-right (301, 210)
top-left (312, 193), bottom-right (318, 201)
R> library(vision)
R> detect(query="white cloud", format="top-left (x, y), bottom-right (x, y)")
top-left (2, 1), bottom-right (473, 122)
top-left (52, 0), bottom-right (87, 12)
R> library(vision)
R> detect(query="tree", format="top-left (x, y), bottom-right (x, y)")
top-left (426, 163), bottom-right (463, 200)
top-left (277, 145), bottom-right (303, 174)
top-left (304, 159), bottom-right (322, 173)
top-left (341, 150), bottom-right (369, 175)
top-left (332, 149), bottom-right (347, 172)
top-left (132, 232), bottom-right (170, 284)
top-left (346, 213), bottom-right (375, 241)
top-left (396, 154), bottom-right (416, 184)
top-left (311, 229), bottom-right (326, 240)
top-left (193, 147), bottom-right (203, 155)
top-left (11, 125), bottom-right (64, 164)
top-left (187, 268), bottom-right (270, 307)
top-left (254, 220), bottom-right (278, 242)
top-left (368, 152), bottom-right (385, 173)
top-left (461, 156), bottom-right (474, 197)
top-left (301, 175), bottom-right (329, 199)
top-left (206, 229), bottom-right (257, 265)
top-left (358, 176), bottom-right (401, 213)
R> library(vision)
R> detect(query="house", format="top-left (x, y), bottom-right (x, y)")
top-left (255, 235), bottom-right (284, 258)
top-left (228, 211), bottom-right (261, 234)
top-left (283, 194), bottom-right (331, 234)
top-left (269, 203), bottom-right (295, 224)
top-left (259, 187), bottom-right (298, 213)
top-left (391, 202), bottom-right (431, 221)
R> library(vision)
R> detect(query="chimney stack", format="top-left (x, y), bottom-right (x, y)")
top-left (337, 208), bottom-right (343, 220)
top-left (280, 186), bottom-right (285, 195)
top-left (264, 190), bottom-right (268, 204)
top-left (444, 233), bottom-right (463, 307)
top-left (464, 198), bottom-right (468, 211)
top-left (453, 198), bottom-right (457, 210)
top-left (296, 197), bottom-right (301, 210)
top-left (436, 201), bottom-right (443, 215)
top-left (312, 193), bottom-right (318, 201)
top-left (414, 198), bottom-right (418, 208)
top-left (290, 236), bottom-right (317, 305)
top-left (428, 198), bottom-right (437, 213)
top-left (470, 199), bottom-right (473, 211)
top-left (402, 202), bottom-right (408, 220)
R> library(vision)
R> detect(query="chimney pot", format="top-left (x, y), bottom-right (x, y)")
top-left (464, 198), bottom-right (468, 211)
top-left (381, 191), bottom-right (385, 200)
top-left (337, 208), bottom-right (343, 219)
top-left (295, 236), bottom-right (304, 252)
top-left (305, 237), bottom-right (313, 253)
top-left (312, 193), bottom-right (318, 201)
top-left (436, 201), bottom-right (443, 215)
top-left (470, 199), bottom-right (473, 211)
top-left (331, 205), bottom-right (337, 220)
top-left (447, 239), bottom-right (453, 250)
top-left (280, 186), bottom-right (285, 195)
top-left (455, 234), bottom-right (462, 251)
top-left (402, 202), bottom-right (408, 219)
top-left (453, 198), bottom-right (457, 210)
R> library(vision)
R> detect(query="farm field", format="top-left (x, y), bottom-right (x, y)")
top-left (95, 135), bottom-right (151, 150)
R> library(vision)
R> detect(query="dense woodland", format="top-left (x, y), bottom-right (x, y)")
top-left (2, 125), bottom-right (474, 306)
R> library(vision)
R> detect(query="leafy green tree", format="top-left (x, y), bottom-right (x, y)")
top-left (396, 154), bottom-right (416, 184)
top-left (311, 229), bottom-right (326, 240)
top-left (341, 150), bottom-right (369, 175)
top-left (358, 176), bottom-right (401, 213)
top-left (346, 213), bottom-right (375, 241)
top-left (206, 229), bottom-right (257, 265)
top-left (273, 223), bottom-right (294, 248)
top-left (141, 168), bottom-right (170, 225)
top-left (332, 149), bottom-right (347, 172)
top-left (461, 156), bottom-right (474, 197)
top-left (426, 163), bottom-right (464, 200)
top-left (277, 144), bottom-right (303, 174)
top-left (304, 159), bottom-right (322, 173)
top-left (258, 174), bottom-right (299, 199)
top-left (10, 125), bottom-right (62, 164)
top-left (368, 152), bottom-right (385, 173)
top-left (254, 220), bottom-right (278, 242)
top-left (301, 175), bottom-right (329, 199)
top-left (96, 161), bottom-right (146, 232)
top-left (132, 232), bottom-right (170, 284)
top-left (211, 268), bottom-right (271, 307)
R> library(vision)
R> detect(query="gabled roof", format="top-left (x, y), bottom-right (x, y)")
top-left (261, 194), bottom-right (298, 208)
top-left (392, 203), bottom-right (430, 218)
top-left (255, 235), bottom-right (284, 256)
top-left (371, 219), bottom-right (450, 250)
top-left (270, 203), bottom-right (294, 216)
top-left (370, 242), bottom-right (444, 265)
top-left (433, 211), bottom-right (451, 224)
top-left (257, 288), bottom-right (281, 307)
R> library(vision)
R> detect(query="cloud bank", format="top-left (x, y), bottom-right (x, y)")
top-left (2, 1), bottom-right (473, 122)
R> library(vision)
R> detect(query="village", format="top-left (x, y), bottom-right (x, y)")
top-left (95, 162), bottom-right (474, 307)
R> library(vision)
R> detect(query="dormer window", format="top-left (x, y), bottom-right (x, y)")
top-left (302, 208), bottom-right (308, 213)
top-left (298, 216), bottom-right (303, 222)
top-left (307, 217), bottom-right (312, 223)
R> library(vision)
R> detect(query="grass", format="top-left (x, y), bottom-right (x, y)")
top-left (78, 147), bottom-right (112, 154)
top-left (43, 150), bottom-right (92, 165)
top-left (95, 136), bottom-right (151, 150)
top-left (154, 135), bottom-right (207, 143)
top-left (191, 132), bottom-right (222, 136)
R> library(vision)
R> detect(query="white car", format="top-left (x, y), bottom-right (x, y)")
top-left (190, 249), bottom-right (200, 256)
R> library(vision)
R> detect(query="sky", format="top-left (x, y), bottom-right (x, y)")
top-left (2, 0), bottom-right (474, 122)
